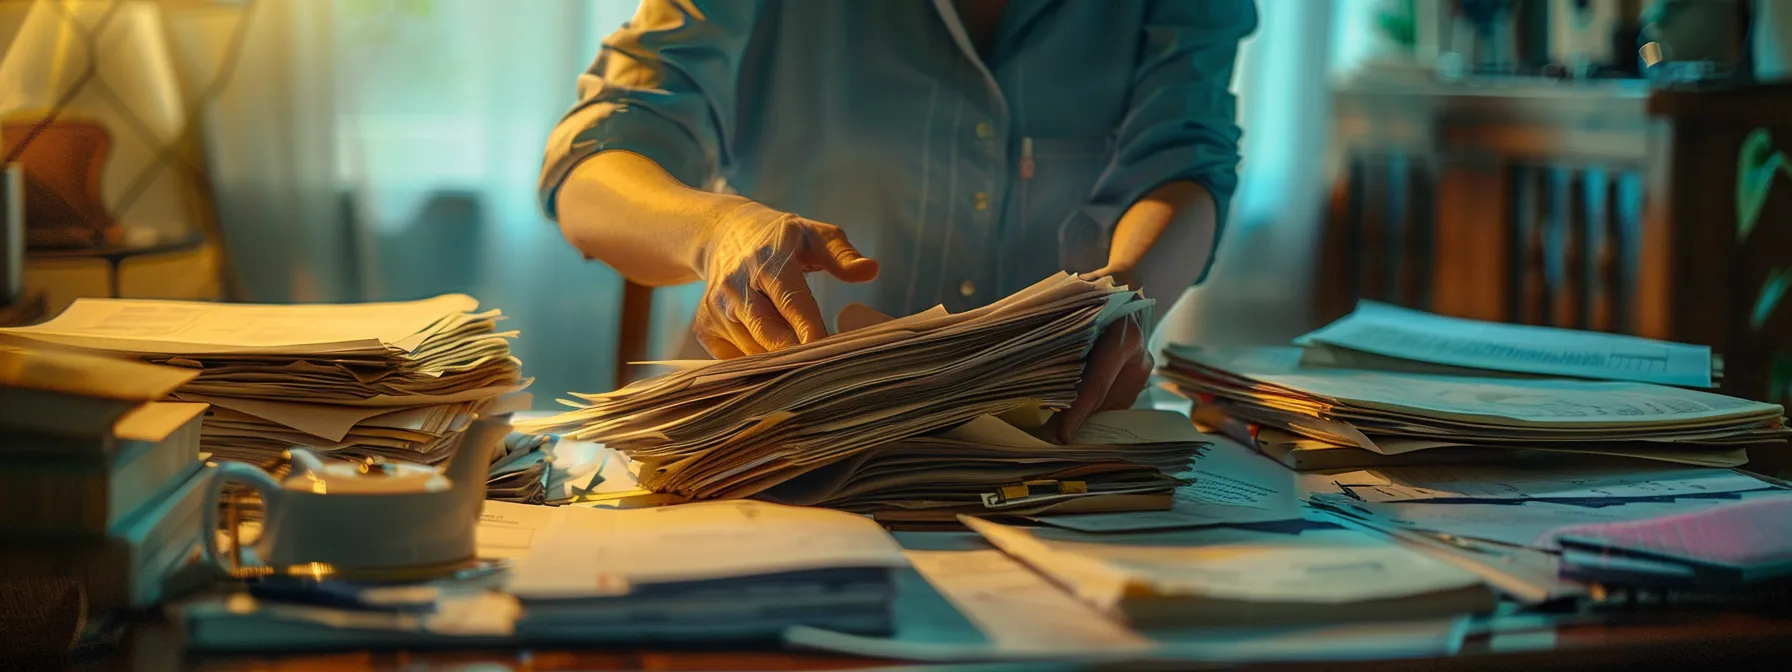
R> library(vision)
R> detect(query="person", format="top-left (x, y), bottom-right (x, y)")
top-left (541, 0), bottom-right (1256, 440)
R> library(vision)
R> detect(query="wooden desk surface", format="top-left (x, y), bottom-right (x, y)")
top-left (73, 607), bottom-right (1792, 672)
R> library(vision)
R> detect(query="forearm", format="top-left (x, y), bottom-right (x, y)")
top-left (1103, 180), bottom-right (1218, 328)
top-left (555, 150), bottom-right (751, 287)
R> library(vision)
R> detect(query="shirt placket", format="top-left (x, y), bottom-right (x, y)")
top-left (927, 0), bottom-right (1011, 313)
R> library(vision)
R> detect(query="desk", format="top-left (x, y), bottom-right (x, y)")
top-left (82, 435), bottom-right (1792, 671)
top-left (95, 610), bottom-right (1792, 671)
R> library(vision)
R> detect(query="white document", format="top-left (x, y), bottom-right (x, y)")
top-left (1179, 469), bottom-right (1283, 508)
top-left (1331, 464), bottom-right (1777, 503)
top-left (476, 501), bottom-right (564, 561)
top-left (899, 550), bottom-right (1150, 657)
top-left (1071, 409), bottom-right (1209, 444)
top-left (505, 500), bottom-right (907, 599)
top-left (1298, 300), bottom-right (1713, 388)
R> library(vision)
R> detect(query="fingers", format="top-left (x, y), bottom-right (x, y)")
top-left (738, 288), bottom-right (801, 350)
top-left (763, 264), bottom-right (829, 344)
top-left (1100, 348), bottom-right (1154, 412)
top-left (692, 311), bottom-right (747, 359)
top-left (1079, 264), bottom-right (1135, 289)
top-left (803, 222), bottom-right (879, 283)
top-left (1060, 321), bottom-right (1131, 443)
top-left (699, 288), bottom-right (766, 356)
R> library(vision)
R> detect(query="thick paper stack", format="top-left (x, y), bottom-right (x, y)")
top-left (1162, 344), bottom-right (1789, 470)
top-left (757, 411), bottom-right (1206, 520)
top-left (0, 295), bottom-right (529, 469)
top-left (518, 273), bottom-right (1183, 510)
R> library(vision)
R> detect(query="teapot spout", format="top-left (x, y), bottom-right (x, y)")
top-left (447, 417), bottom-right (511, 517)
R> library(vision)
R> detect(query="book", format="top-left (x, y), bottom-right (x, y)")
top-left (0, 463), bottom-right (211, 611)
top-left (962, 516), bottom-right (1496, 627)
top-left (503, 500), bottom-right (907, 642)
top-left (0, 402), bottom-right (204, 536)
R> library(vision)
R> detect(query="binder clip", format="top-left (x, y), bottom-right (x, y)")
top-left (980, 480), bottom-right (1088, 508)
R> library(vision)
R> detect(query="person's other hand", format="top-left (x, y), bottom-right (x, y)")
top-left (694, 203), bottom-right (879, 357)
top-left (1057, 306), bottom-right (1153, 444)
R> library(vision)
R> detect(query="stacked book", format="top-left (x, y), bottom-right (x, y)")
top-left (0, 346), bottom-right (213, 614)
top-left (1162, 302), bottom-right (1788, 471)
top-left (505, 501), bottom-right (906, 644)
top-left (520, 273), bottom-right (1204, 517)
top-left (0, 295), bottom-right (530, 472)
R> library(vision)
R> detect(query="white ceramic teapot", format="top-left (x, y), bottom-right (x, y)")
top-left (201, 418), bottom-right (510, 576)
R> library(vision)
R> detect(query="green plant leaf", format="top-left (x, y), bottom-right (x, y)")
top-left (1738, 128), bottom-right (1785, 243)
top-left (1754, 267), bottom-right (1792, 331)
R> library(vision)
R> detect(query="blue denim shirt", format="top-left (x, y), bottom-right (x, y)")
top-left (541, 0), bottom-right (1255, 324)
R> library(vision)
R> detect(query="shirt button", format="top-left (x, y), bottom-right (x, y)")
top-left (973, 192), bottom-right (989, 211)
top-left (959, 280), bottom-right (976, 297)
top-left (975, 122), bottom-right (992, 139)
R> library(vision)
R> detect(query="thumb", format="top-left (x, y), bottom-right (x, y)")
top-left (803, 222), bottom-right (879, 283)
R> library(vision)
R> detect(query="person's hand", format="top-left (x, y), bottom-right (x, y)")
top-left (1057, 311), bottom-right (1154, 443)
top-left (693, 203), bottom-right (879, 357)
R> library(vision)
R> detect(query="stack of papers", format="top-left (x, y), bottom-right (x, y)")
top-left (1161, 344), bottom-right (1788, 468)
top-left (518, 273), bottom-right (1176, 508)
top-left (757, 411), bottom-right (1208, 520)
top-left (960, 516), bottom-right (1496, 626)
top-left (502, 500), bottom-right (907, 643)
top-left (0, 295), bottom-right (529, 469)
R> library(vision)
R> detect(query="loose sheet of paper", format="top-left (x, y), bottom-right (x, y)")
top-left (1298, 300), bottom-right (1713, 387)
top-left (0, 294), bottom-right (479, 354)
top-left (1332, 464), bottom-right (1776, 503)
top-left (902, 550), bottom-right (1150, 655)
top-left (476, 501), bottom-right (565, 560)
top-left (0, 344), bottom-right (199, 400)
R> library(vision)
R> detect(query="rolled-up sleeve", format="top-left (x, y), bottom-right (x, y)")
top-left (538, 0), bottom-right (759, 220)
top-left (1090, 0), bottom-right (1256, 282)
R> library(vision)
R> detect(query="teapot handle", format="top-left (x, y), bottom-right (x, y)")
top-left (201, 462), bottom-right (285, 576)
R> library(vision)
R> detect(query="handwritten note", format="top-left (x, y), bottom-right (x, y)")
top-left (1180, 469), bottom-right (1280, 507)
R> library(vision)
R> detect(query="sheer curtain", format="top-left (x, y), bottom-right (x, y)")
top-left (1154, 0), bottom-right (1342, 350)
top-left (197, 0), bottom-right (633, 405)
top-left (198, 0), bottom-right (1348, 405)
top-left (325, 0), bottom-right (632, 406)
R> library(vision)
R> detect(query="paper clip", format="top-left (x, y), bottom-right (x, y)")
top-left (980, 480), bottom-right (1088, 507)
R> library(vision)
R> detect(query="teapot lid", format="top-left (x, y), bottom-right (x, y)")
top-left (286, 454), bottom-right (450, 495)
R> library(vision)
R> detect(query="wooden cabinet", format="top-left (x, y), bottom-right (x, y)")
top-left (1320, 78), bottom-right (1792, 411)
